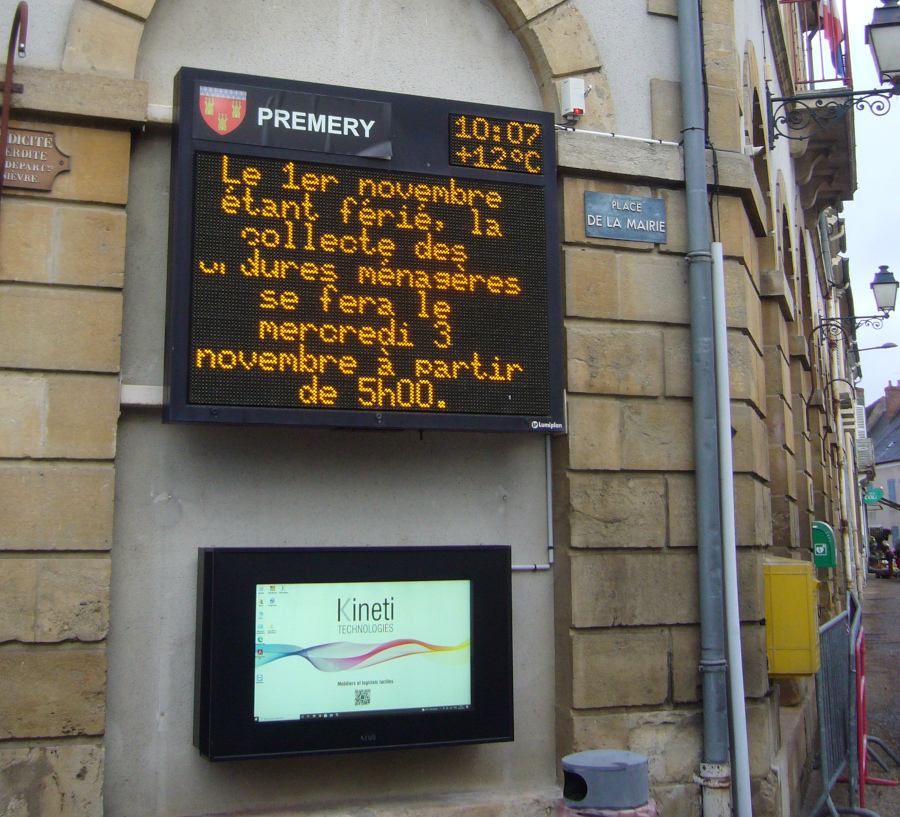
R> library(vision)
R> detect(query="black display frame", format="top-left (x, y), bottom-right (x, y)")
top-left (194, 546), bottom-right (514, 761)
top-left (164, 67), bottom-right (563, 432)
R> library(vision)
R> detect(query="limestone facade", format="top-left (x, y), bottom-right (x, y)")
top-left (0, 1), bottom-right (862, 815)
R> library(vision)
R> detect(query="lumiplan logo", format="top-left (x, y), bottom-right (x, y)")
top-left (199, 86), bottom-right (247, 135)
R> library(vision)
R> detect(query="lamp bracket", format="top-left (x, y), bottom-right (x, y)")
top-left (767, 86), bottom-right (900, 144)
top-left (808, 315), bottom-right (888, 346)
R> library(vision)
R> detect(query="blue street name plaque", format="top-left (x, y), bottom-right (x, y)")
top-left (584, 192), bottom-right (667, 244)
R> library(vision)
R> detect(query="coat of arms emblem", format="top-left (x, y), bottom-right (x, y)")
top-left (199, 86), bottom-right (247, 135)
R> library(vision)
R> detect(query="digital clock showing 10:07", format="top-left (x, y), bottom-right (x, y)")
top-left (449, 114), bottom-right (544, 175)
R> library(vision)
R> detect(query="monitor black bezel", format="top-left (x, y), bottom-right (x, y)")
top-left (164, 66), bottom-right (563, 432)
top-left (194, 545), bottom-right (514, 760)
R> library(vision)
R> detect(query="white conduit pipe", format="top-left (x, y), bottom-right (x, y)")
top-left (711, 242), bottom-right (753, 816)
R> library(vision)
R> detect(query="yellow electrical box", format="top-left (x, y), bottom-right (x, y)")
top-left (763, 556), bottom-right (820, 677)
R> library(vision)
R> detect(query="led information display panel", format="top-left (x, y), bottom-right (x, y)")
top-left (166, 68), bottom-right (562, 431)
top-left (195, 546), bottom-right (513, 760)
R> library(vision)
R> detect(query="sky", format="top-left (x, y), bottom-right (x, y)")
top-left (842, 1), bottom-right (900, 406)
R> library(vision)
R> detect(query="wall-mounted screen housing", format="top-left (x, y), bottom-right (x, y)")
top-left (194, 546), bottom-right (513, 760)
top-left (165, 67), bottom-right (563, 432)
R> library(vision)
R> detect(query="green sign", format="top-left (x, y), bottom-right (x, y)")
top-left (864, 488), bottom-right (885, 505)
top-left (812, 521), bottom-right (837, 569)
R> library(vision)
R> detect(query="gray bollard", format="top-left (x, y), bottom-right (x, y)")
top-left (561, 750), bottom-right (650, 811)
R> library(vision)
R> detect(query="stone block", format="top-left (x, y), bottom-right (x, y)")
top-left (657, 188), bottom-right (688, 254)
top-left (621, 399), bottom-right (694, 470)
top-left (519, 5), bottom-right (601, 86)
top-left (0, 560), bottom-right (38, 642)
top-left (793, 431), bottom-right (812, 475)
top-left (703, 22), bottom-right (740, 91)
top-left (762, 299), bottom-right (789, 353)
top-left (56, 206), bottom-right (127, 287)
top-left (738, 548), bottom-right (766, 621)
top-left (763, 345), bottom-right (790, 399)
top-left (617, 253), bottom-right (690, 324)
top-left (675, 624), bottom-right (770, 705)
top-left (35, 558), bottom-right (110, 642)
top-left (760, 268), bottom-right (795, 322)
top-left (0, 647), bottom-right (106, 738)
top-left (648, 0), bottom-right (678, 16)
top-left (741, 623), bottom-right (770, 698)
top-left (0, 463), bottom-right (114, 550)
top-left (102, 0), bottom-right (156, 18)
top-left (45, 374), bottom-right (119, 459)
top-left (629, 710), bottom-right (703, 784)
top-left (667, 473), bottom-right (696, 547)
top-left (62, 0), bottom-right (144, 79)
top-left (567, 321), bottom-right (663, 396)
top-left (707, 85), bottom-right (741, 151)
top-left (0, 741), bottom-right (104, 817)
top-left (0, 558), bottom-right (109, 643)
top-left (0, 201), bottom-right (53, 283)
top-left (572, 710), bottom-right (702, 785)
top-left (568, 472), bottom-right (665, 547)
top-left (746, 697), bottom-right (779, 778)
top-left (562, 177), bottom-right (654, 247)
top-left (726, 259), bottom-right (763, 351)
top-left (662, 327), bottom-right (691, 397)
top-left (0, 285), bottom-right (122, 372)
top-left (570, 550), bottom-right (699, 626)
top-left (10, 120), bottom-right (131, 206)
top-left (766, 394), bottom-right (795, 453)
top-left (734, 475), bottom-right (773, 547)
top-left (714, 197), bottom-right (754, 268)
top-left (671, 626), bottom-right (701, 703)
top-left (567, 396), bottom-right (622, 470)
top-left (732, 403), bottom-right (770, 479)
top-left (771, 495), bottom-right (800, 549)
top-left (0, 372), bottom-right (45, 457)
top-left (491, 0), bottom-right (566, 30)
top-left (0, 202), bottom-right (125, 287)
top-left (728, 332), bottom-right (765, 412)
top-left (564, 247), bottom-right (618, 319)
top-left (6, 66), bottom-right (147, 123)
top-left (650, 78), bottom-right (682, 143)
top-left (572, 628), bottom-right (669, 708)
top-left (769, 445), bottom-right (798, 500)
top-left (652, 785), bottom-right (701, 817)
top-left (703, 0), bottom-right (736, 26)
top-left (789, 335), bottom-right (811, 370)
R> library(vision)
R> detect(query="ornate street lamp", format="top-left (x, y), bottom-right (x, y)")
top-left (769, 0), bottom-right (900, 142)
top-left (809, 266), bottom-right (899, 344)
top-left (867, 0), bottom-right (900, 85)
top-left (870, 264), bottom-right (900, 313)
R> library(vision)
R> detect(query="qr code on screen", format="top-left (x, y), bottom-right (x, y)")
top-left (355, 688), bottom-right (371, 707)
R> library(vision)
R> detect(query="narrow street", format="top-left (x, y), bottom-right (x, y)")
top-left (856, 576), bottom-right (900, 816)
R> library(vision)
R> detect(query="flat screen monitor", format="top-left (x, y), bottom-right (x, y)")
top-left (194, 546), bottom-right (513, 760)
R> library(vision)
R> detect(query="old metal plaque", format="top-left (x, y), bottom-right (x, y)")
top-left (3, 128), bottom-right (70, 191)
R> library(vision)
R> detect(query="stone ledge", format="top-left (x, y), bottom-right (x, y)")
top-left (209, 787), bottom-right (561, 817)
top-left (557, 132), bottom-right (766, 235)
top-left (0, 65), bottom-right (147, 123)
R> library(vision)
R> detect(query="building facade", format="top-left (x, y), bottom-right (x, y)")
top-left (0, 1), bottom-right (871, 815)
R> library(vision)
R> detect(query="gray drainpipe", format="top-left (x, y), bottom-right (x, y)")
top-left (676, 0), bottom-right (733, 815)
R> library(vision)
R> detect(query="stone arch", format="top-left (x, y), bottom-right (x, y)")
top-left (60, 0), bottom-right (615, 128)
top-left (742, 40), bottom-right (771, 231)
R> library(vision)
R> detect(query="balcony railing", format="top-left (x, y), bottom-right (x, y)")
top-left (780, 0), bottom-right (853, 92)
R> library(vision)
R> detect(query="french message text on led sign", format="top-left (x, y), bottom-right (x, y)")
top-left (165, 68), bottom-right (563, 431)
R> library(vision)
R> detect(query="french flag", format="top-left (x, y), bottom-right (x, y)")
top-left (819, 0), bottom-right (845, 74)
